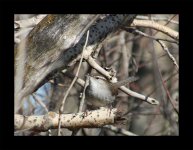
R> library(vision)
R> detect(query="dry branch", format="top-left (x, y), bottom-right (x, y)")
top-left (136, 15), bottom-right (179, 25)
top-left (57, 30), bottom-right (90, 135)
top-left (83, 53), bottom-right (159, 105)
top-left (15, 108), bottom-right (118, 132)
top-left (123, 27), bottom-right (179, 72)
top-left (157, 40), bottom-right (179, 72)
top-left (104, 125), bottom-right (137, 136)
top-left (132, 19), bottom-right (179, 40)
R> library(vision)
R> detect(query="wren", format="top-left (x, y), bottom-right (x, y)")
top-left (85, 76), bottom-right (138, 108)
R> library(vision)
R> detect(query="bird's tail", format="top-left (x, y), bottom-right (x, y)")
top-left (113, 76), bottom-right (139, 88)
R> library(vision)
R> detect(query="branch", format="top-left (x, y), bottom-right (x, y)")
top-left (157, 40), bottom-right (179, 72)
top-left (123, 27), bottom-right (179, 72)
top-left (104, 125), bottom-right (137, 136)
top-left (78, 75), bottom-right (90, 112)
top-left (83, 54), bottom-right (159, 105)
top-left (136, 15), bottom-right (179, 25)
top-left (131, 19), bottom-right (179, 41)
top-left (32, 94), bottom-right (48, 113)
top-left (123, 27), bottom-right (178, 44)
top-left (57, 30), bottom-right (90, 135)
top-left (15, 108), bottom-right (118, 132)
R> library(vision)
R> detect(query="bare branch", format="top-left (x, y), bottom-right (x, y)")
top-left (78, 75), bottom-right (90, 112)
top-left (15, 108), bottom-right (118, 132)
top-left (123, 27), bottom-right (179, 72)
top-left (136, 15), bottom-right (179, 25)
top-left (32, 94), bottom-right (48, 113)
top-left (131, 19), bottom-right (179, 41)
top-left (157, 40), bottom-right (179, 72)
top-left (83, 54), bottom-right (159, 105)
top-left (57, 30), bottom-right (90, 135)
top-left (123, 27), bottom-right (178, 44)
top-left (104, 125), bottom-right (137, 136)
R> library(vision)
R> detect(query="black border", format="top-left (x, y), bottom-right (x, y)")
top-left (0, 0), bottom-right (193, 149)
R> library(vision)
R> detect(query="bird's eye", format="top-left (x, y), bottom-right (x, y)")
top-left (95, 76), bottom-right (100, 79)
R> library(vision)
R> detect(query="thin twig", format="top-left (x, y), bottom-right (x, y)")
top-left (78, 75), bottom-right (90, 112)
top-left (32, 94), bottom-right (52, 136)
top-left (57, 30), bottom-right (90, 136)
top-left (84, 55), bottom-right (159, 105)
top-left (157, 40), bottom-right (179, 72)
top-left (161, 74), bottom-right (179, 114)
top-left (32, 94), bottom-right (48, 113)
top-left (104, 125), bottom-right (137, 136)
top-left (71, 74), bottom-right (90, 136)
top-left (123, 27), bottom-right (179, 72)
top-left (123, 27), bottom-right (178, 44)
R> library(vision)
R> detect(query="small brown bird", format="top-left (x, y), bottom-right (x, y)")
top-left (85, 76), bottom-right (138, 109)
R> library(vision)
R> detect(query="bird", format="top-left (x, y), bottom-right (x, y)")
top-left (85, 76), bottom-right (138, 109)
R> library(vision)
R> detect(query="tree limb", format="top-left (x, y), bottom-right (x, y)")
top-left (131, 19), bottom-right (179, 40)
top-left (15, 108), bottom-right (118, 132)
